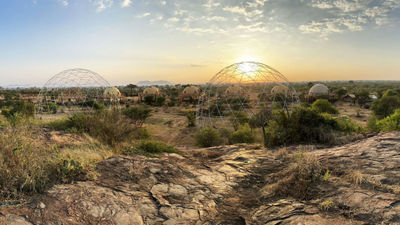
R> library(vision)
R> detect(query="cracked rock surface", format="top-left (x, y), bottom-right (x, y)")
top-left (1, 133), bottom-right (400, 224)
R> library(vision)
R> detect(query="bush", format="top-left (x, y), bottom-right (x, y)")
top-left (376, 110), bottom-right (400, 132)
top-left (264, 107), bottom-right (361, 147)
top-left (124, 140), bottom-right (179, 157)
top-left (2, 101), bottom-right (35, 125)
top-left (371, 95), bottom-right (400, 119)
top-left (312, 99), bottom-right (338, 114)
top-left (154, 96), bottom-right (166, 107)
top-left (144, 95), bottom-right (156, 105)
top-left (229, 123), bottom-right (255, 144)
top-left (47, 110), bottom-right (136, 146)
top-left (123, 106), bottom-right (152, 128)
top-left (0, 128), bottom-right (57, 199)
top-left (230, 111), bottom-right (249, 130)
top-left (195, 127), bottom-right (224, 147)
top-left (186, 111), bottom-right (196, 127)
top-left (132, 127), bottom-right (152, 140)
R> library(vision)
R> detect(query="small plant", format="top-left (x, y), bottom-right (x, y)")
top-left (195, 127), bottom-right (224, 147)
top-left (319, 198), bottom-right (335, 211)
top-left (356, 109), bottom-right (362, 117)
top-left (186, 111), bottom-right (196, 127)
top-left (347, 170), bottom-right (364, 186)
top-left (229, 123), bottom-right (255, 144)
top-left (56, 158), bottom-right (84, 183)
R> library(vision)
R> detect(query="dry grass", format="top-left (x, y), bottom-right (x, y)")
top-left (347, 170), bottom-right (364, 186)
top-left (262, 152), bottom-right (325, 200)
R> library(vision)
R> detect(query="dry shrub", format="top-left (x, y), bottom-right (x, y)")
top-left (0, 126), bottom-right (57, 199)
top-left (263, 153), bottom-right (325, 200)
top-left (347, 170), bottom-right (364, 186)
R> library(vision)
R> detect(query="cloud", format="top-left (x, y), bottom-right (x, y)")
top-left (121, 0), bottom-right (132, 8)
top-left (91, 0), bottom-right (113, 12)
top-left (58, 0), bottom-right (69, 6)
top-left (137, 12), bottom-right (151, 18)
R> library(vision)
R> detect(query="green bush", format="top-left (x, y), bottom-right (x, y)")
top-left (376, 110), bottom-right (400, 132)
top-left (230, 111), bottom-right (249, 130)
top-left (154, 96), bottom-right (166, 106)
top-left (229, 123), bottom-right (255, 144)
top-left (195, 127), bottom-right (224, 147)
top-left (2, 101), bottom-right (35, 125)
top-left (371, 95), bottom-right (400, 119)
top-left (123, 106), bottom-right (152, 128)
top-left (124, 140), bottom-right (179, 157)
top-left (312, 99), bottom-right (338, 114)
top-left (186, 111), bottom-right (196, 127)
top-left (264, 107), bottom-right (360, 147)
top-left (132, 127), bottom-right (152, 140)
top-left (144, 95), bottom-right (156, 105)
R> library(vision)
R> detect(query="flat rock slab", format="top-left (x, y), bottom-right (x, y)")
top-left (2, 133), bottom-right (400, 224)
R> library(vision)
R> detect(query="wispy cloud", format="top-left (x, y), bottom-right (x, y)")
top-left (120, 0), bottom-right (131, 8)
top-left (91, 0), bottom-right (113, 12)
top-left (58, 0), bottom-right (69, 6)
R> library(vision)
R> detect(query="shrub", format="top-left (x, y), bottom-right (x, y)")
top-left (355, 90), bottom-right (370, 107)
top-left (229, 123), bottom-right (255, 144)
top-left (230, 111), bottom-right (250, 130)
top-left (47, 110), bottom-right (136, 146)
top-left (376, 109), bottom-right (400, 132)
top-left (371, 95), bottom-right (400, 119)
top-left (195, 127), bottom-right (224, 147)
top-left (312, 99), bottom-right (338, 114)
top-left (154, 96), bottom-right (166, 107)
top-left (144, 95), bottom-right (156, 105)
top-left (2, 101), bottom-right (35, 125)
top-left (263, 107), bottom-right (360, 147)
top-left (186, 111), bottom-right (196, 127)
top-left (124, 140), bottom-right (179, 157)
top-left (132, 127), bottom-right (152, 140)
top-left (123, 106), bottom-right (152, 128)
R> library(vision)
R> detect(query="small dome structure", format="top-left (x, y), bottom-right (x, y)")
top-left (104, 87), bottom-right (121, 101)
top-left (271, 85), bottom-right (290, 97)
top-left (309, 84), bottom-right (329, 97)
top-left (225, 85), bottom-right (245, 98)
top-left (143, 87), bottom-right (160, 96)
top-left (182, 86), bottom-right (200, 99)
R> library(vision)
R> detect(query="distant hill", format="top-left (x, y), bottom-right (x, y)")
top-left (136, 80), bottom-right (173, 86)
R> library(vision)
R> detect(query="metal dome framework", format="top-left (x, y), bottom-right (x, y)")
top-left (36, 68), bottom-right (116, 114)
top-left (197, 61), bottom-right (299, 129)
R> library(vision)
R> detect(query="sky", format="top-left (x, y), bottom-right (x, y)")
top-left (0, 0), bottom-right (400, 86)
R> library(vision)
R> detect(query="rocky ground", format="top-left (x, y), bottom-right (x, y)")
top-left (1, 132), bottom-right (400, 225)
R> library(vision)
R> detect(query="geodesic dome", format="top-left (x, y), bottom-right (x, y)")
top-left (309, 84), bottom-right (329, 97)
top-left (36, 68), bottom-right (112, 114)
top-left (197, 61), bottom-right (298, 129)
top-left (271, 85), bottom-right (290, 97)
top-left (143, 87), bottom-right (160, 96)
top-left (104, 87), bottom-right (122, 101)
top-left (182, 86), bottom-right (200, 98)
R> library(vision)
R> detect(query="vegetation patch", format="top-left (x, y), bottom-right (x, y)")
top-left (124, 140), bottom-right (179, 157)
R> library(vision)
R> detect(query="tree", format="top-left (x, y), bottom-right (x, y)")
top-left (371, 96), bottom-right (400, 119)
top-left (123, 106), bottom-right (152, 128)
top-left (355, 90), bottom-right (370, 107)
top-left (127, 84), bottom-right (137, 97)
top-left (336, 88), bottom-right (347, 99)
